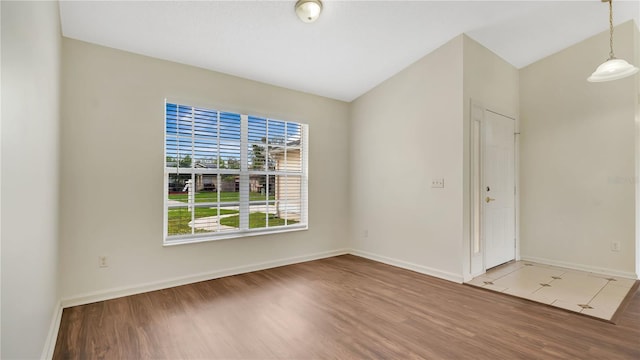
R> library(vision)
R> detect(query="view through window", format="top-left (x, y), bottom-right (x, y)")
top-left (164, 102), bottom-right (308, 244)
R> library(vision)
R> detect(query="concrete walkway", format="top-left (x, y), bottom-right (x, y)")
top-left (171, 198), bottom-right (278, 232)
top-left (189, 213), bottom-right (237, 231)
top-left (187, 205), bottom-right (277, 231)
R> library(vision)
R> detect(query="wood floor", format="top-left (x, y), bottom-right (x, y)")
top-left (54, 255), bottom-right (640, 359)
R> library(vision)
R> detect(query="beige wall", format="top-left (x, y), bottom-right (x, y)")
top-left (1, 1), bottom-right (61, 358)
top-left (520, 21), bottom-right (638, 277)
top-left (462, 35), bottom-right (519, 278)
top-left (463, 35), bottom-right (520, 120)
top-left (60, 38), bottom-right (350, 300)
top-left (348, 34), bottom-right (518, 282)
top-left (349, 36), bottom-right (465, 281)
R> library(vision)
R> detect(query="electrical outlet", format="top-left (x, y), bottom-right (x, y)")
top-left (611, 241), bottom-right (620, 252)
top-left (98, 256), bottom-right (108, 268)
top-left (431, 178), bottom-right (445, 188)
top-left (363, 229), bottom-right (368, 238)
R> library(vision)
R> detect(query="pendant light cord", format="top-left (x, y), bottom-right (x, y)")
top-left (608, 0), bottom-right (615, 59)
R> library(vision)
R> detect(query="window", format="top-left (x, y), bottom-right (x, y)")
top-left (164, 102), bottom-right (308, 245)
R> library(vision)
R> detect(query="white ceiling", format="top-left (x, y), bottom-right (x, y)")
top-left (59, 0), bottom-right (640, 102)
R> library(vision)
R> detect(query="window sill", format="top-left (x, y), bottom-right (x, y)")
top-left (163, 224), bottom-right (309, 246)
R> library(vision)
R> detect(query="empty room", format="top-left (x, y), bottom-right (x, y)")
top-left (2, 0), bottom-right (640, 359)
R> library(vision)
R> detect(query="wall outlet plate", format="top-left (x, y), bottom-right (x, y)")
top-left (431, 178), bottom-right (445, 188)
top-left (98, 256), bottom-right (108, 268)
top-left (611, 241), bottom-right (620, 252)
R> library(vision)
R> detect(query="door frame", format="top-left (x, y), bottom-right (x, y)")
top-left (468, 100), bottom-right (519, 279)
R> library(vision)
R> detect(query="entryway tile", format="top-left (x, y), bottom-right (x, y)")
top-left (484, 261), bottom-right (526, 279)
top-left (534, 272), bottom-right (607, 305)
top-left (552, 300), bottom-right (584, 313)
top-left (588, 274), bottom-right (636, 289)
top-left (581, 306), bottom-right (617, 320)
top-left (465, 261), bottom-right (637, 321)
top-left (523, 291), bottom-right (554, 305)
top-left (589, 284), bottom-right (629, 309)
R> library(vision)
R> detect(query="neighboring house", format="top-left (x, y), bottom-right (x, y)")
top-left (167, 161), bottom-right (239, 193)
top-left (194, 163), bottom-right (240, 192)
top-left (271, 141), bottom-right (302, 221)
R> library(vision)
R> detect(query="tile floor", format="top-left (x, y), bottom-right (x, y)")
top-left (466, 261), bottom-right (637, 321)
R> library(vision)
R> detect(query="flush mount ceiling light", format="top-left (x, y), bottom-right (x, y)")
top-left (587, 0), bottom-right (638, 82)
top-left (295, 0), bottom-right (323, 23)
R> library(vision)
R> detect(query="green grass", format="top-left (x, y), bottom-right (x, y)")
top-left (220, 212), bottom-right (298, 229)
top-left (167, 207), bottom-right (296, 236)
top-left (167, 207), bottom-right (238, 235)
top-left (169, 191), bottom-right (274, 203)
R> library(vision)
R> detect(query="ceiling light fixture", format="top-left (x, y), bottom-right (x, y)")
top-left (587, 0), bottom-right (638, 82)
top-left (295, 0), bottom-right (323, 23)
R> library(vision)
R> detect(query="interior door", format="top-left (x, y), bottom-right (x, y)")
top-left (483, 110), bottom-right (515, 269)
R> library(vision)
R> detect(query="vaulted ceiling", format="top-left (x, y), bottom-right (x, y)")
top-left (59, 1), bottom-right (639, 102)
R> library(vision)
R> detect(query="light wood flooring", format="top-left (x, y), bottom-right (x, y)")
top-left (54, 255), bottom-right (640, 359)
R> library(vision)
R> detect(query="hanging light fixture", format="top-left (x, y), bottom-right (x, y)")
top-left (295, 0), bottom-right (323, 23)
top-left (587, 0), bottom-right (638, 82)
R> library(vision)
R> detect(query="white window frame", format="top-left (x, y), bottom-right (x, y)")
top-left (163, 100), bottom-right (309, 246)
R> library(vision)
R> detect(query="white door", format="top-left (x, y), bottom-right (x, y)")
top-left (483, 110), bottom-right (515, 269)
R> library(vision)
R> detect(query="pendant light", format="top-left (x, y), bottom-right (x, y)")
top-left (587, 0), bottom-right (638, 82)
top-left (295, 0), bottom-right (323, 23)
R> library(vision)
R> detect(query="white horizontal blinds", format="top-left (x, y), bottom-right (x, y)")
top-left (192, 107), bottom-right (217, 170)
top-left (166, 103), bottom-right (197, 237)
top-left (219, 112), bottom-right (242, 170)
top-left (193, 108), bottom-right (231, 235)
top-left (166, 103), bottom-right (234, 239)
top-left (218, 112), bottom-right (242, 233)
top-left (165, 104), bottom-right (195, 170)
top-left (247, 116), bottom-right (270, 229)
top-left (165, 102), bottom-right (307, 243)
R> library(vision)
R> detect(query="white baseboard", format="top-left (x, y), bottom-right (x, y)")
top-left (52, 247), bottom-right (461, 357)
top-left (41, 300), bottom-right (63, 360)
top-left (521, 256), bottom-right (638, 279)
top-left (44, 249), bottom-right (638, 359)
top-left (349, 249), bottom-right (464, 283)
top-left (61, 248), bottom-right (349, 308)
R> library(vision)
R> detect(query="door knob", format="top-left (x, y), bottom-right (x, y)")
top-left (485, 197), bottom-right (495, 203)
